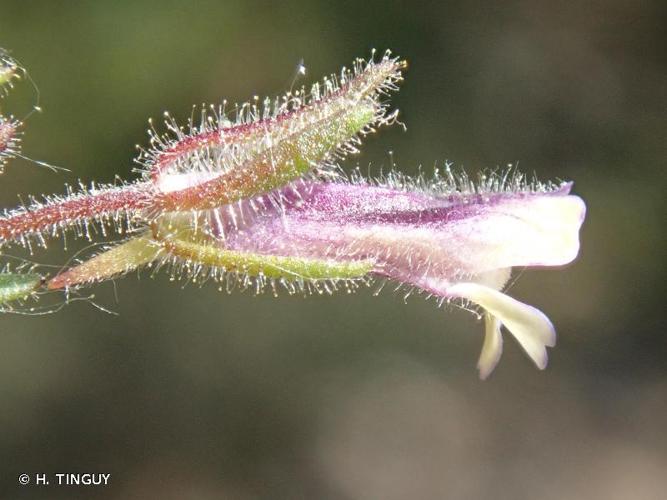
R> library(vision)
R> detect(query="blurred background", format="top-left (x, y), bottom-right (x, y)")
top-left (1, 0), bottom-right (665, 498)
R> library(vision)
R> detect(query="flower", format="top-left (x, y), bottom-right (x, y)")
top-left (0, 47), bottom-right (587, 377)
top-left (202, 176), bottom-right (585, 378)
top-left (50, 172), bottom-right (586, 378)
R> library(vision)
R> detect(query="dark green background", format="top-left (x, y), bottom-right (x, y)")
top-left (1, 1), bottom-right (665, 498)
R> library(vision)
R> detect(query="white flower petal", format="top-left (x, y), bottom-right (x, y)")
top-left (445, 194), bottom-right (586, 273)
top-left (447, 282), bottom-right (556, 371)
top-left (478, 313), bottom-right (503, 380)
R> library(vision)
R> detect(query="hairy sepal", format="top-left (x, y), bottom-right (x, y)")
top-left (146, 51), bottom-right (405, 211)
top-left (158, 230), bottom-right (374, 281)
top-left (48, 234), bottom-right (163, 290)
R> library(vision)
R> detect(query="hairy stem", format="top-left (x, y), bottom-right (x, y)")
top-left (0, 183), bottom-right (153, 243)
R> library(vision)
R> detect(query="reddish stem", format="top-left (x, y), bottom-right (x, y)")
top-left (0, 183), bottom-right (154, 241)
